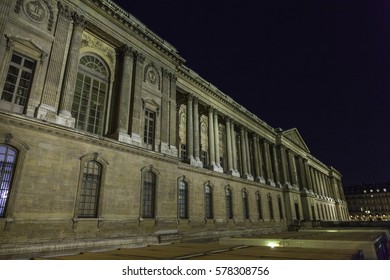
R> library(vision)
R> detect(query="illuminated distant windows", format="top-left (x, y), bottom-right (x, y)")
top-left (0, 145), bottom-right (17, 217)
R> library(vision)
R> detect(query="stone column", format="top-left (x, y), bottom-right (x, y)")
top-left (297, 157), bottom-right (307, 190)
top-left (38, 2), bottom-right (72, 121)
top-left (279, 146), bottom-right (289, 186)
top-left (287, 150), bottom-right (298, 186)
top-left (0, 0), bottom-right (12, 64)
top-left (304, 160), bottom-right (313, 192)
top-left (129, 51), bottom-right (145, 145)
top-left (160, 68), bottom-right (170, 152)
top-left (253, 135), bottom-right (262, 182)
top-left (113, 45), bottom-right (134, 142)
top-left (208, 107), bottom-right (216, 169)
top-left (193, 97), bottom-right (202, 166)
top-left (169, 74), bottom-right (178, 155)
top-left (263, 140), bottom-right (274, 185)
top-left (240, 126), bottom-right (249, 178)
top-left (230, 120), bottom-right (240, 176)
top-left (186, 94), bottom-right (195, 164)
top-left (225, 117), bottom-right (233, 173)
top-left (214, 110), bottom-right (222, 172)
top-left (270, 144), bottom-right (281, 187)
top-left (58, 12), bottom-right (87, 126)
top-left (244, 130), bottom-right (253, 180)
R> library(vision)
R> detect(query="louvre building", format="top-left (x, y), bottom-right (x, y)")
top-left (0, 0), bottom-right (349, 257)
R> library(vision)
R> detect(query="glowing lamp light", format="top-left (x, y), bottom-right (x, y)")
top-left (267, 242), bottom-right (279, 248)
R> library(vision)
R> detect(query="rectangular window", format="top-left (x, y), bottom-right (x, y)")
top-left (201, 150), bottom-right (207, 167)
top-left (205, 185), bottom-right (213, 219)
top-left (256, 194), bottom-right (263, 219)
top-left (178, 181), bottom-right (188, 219)
top-left (143, 109), bottom-right (155, 148)
top-left (142, 172), bottom-right (155, 218)
top-left (278, 197), bottom-right (284, 220)
top-left (78, 161), bottom-right (101, 218)
top-left (0, 53), bottom-right (35, 114)
top-left (180, 144), bottom-right (186, 161)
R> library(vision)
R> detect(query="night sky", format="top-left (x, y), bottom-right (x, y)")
top-left (113, 0), bottom-right (390, 186)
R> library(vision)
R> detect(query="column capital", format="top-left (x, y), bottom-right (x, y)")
top-left (161, 67), bottom-right (170, 78)
top-left (118, 44), bottom-right (134, 58)
top-left (134, 51), bottom-right (146, 64)
top-left (169, 73), bottom-right (177, 82)
top-left (71, 12), bottom-right (88, 28)
top-left (57, 2), bottom-right (72, 20)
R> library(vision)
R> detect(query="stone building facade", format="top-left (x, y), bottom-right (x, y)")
top-left (344, 183), bottom-right (390, 221)
top-left (0, 0), bottom-right (349, 257)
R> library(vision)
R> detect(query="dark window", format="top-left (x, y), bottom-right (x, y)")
top-left (142, 171), bottom-right (155, 218)
top-left (242, 190), bottom-right (249, 219)
top-left (143, 109), bottom-right (155, 148)
top-left (0, 145), bottom-right (17, 218)
top-left (1, 53), bottom-right (35, 114)
top-left (268, 195), bottom-right (274, 220)
top-left (278, 196), bottom-right (284, 220)
top-left (295, 202), bottom-right (300, 220)
top-left (72, 55), bottom-right (108, 135)
top-left (178, 180), bottom-right (188, 219)
top-left (256, 192), bottom-right (263, 219)
top-left (180, 144), bottom-right (186, 161)
top-left (201, 150), bottom-right (207, 167)
top-left (205, 184), bottom-right (213, 219)
top-left (78, 160), bottom-right (101, 218)
top-left (226, 187), bottom-right (233, 219)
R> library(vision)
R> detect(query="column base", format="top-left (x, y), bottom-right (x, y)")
top-left (35, 104), bottom-right (57, 123)
top-left (267, 179), bottom-right (276, 186)
top-left (112, 131), bottom-right (132, 144)
top-left (194, 157), bottom-right (203, 168)
top-left (130, 133), bottom-right (142, 146)
top-left (160, 142), bottom-right (179, 157)
top-left (211, 164), bottom-right (224, 173)
top-left (228, 169), bottom-right (241, 177)
top-left (243, 174), bottom-right (254, 181)
top-left (255, 176), bottom-right (266, 184)
top-left (56, 112), bottom-right (75, 128)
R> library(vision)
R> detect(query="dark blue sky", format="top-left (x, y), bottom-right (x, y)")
top-left (114, 0), bottom-right (390, 185)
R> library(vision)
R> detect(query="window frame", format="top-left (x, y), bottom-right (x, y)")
top-left (178, 179), bottom-right (189, 219)
top-left (225, 186), bottom-right (233, 220)
top-left (205, 183), bottom-right (213, 219)
top-left (0, 145), bottom-right (17, 218)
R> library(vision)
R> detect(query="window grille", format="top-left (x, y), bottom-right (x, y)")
top-left (78, 160), bottom-right (101, 218)
top-left (178, 180), bottom-right (188, 219)
top-left (205, 185), bottom-right (213, 219)
top-left (0, 145), bottom-right (17, 217)
top-left (226, 188), bottom-right (233, 219)
top-left (142, 171), bottom-right (155, 218)
top-left (242, 190), bottom-right (249, 219)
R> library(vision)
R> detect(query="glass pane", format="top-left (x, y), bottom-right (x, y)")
top-left (11, 54), bottom-right (22, 64)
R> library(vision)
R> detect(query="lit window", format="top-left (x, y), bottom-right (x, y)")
top-left (0, 145), bottom-right (17, 218)
top-left (1, 53), bottom-right (35, 114)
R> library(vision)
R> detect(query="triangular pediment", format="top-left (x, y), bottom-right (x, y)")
top-left (282, 128), bottom-right (310, 152)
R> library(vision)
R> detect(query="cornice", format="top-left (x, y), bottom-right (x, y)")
top-left (85, 0), bottom-right (185, 66)
top-left (0, 112), bottom-right (178, 165)
top-left (177, 66), bottom-right (276, 140)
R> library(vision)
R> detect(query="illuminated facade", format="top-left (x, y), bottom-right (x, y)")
top-left (344, 183), bottom-right (390, 221)
top-left (0, 0), bottom-right (348, 257)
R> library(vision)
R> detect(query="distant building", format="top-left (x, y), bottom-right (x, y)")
top-left (344, 183), bottom-right (390, 221)
top-left (0, 0), bottom-right (348, 257)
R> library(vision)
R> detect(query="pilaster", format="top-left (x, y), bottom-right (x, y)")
top-left (57, 11), bottom-right (87, 127)
top-left (38, 2), bottom-right (72, 123)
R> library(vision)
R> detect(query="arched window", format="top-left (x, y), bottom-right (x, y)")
top-left (226, 187), bottom-right (233, 219)
top-left (71, 55), bottom-right (109, 135)
top-left (78, 160), bottom-right (101, 218)
top-left (178, 180), bottom-right (188, 219)
top-left (205, 184), bottom-right (213, 219)
top-left (242, 189), bottom-right (249, 219)
top-left (142, 171), bottom-right (156, 218)
top-left (0, 145), bottom-right (17, 217)
top-left (267, 193), bottom-right (274, 220)
top-left (256, 191), bottom-right (263, 219)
